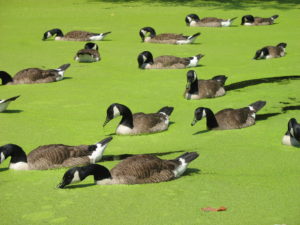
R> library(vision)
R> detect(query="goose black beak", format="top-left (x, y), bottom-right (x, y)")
top-left (99, 136), bottom-right (113, 145)
top-left (57, 182), bottom-right (66, 189)
top-left (103, 117), bottom-right (110, 127)
top-left (191, 118), bottom-right (198, 126)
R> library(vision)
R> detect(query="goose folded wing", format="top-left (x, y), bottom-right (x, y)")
top-left (27, 144), bottom-right (91, 165)
top-left (154, 55), bottom-right (189, 67)
top-left (155, 33), bottom-right (186, 40)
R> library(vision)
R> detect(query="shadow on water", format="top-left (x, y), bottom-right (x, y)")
top-left (1, 110), bottom-right (23, 113)
top-left (101, 150), bottom-right (185, 162)
top-left (241, 104), bottom-right (300, 121)
top-left (184, 168), bottom-right (201, 176)
top-left (62, 183), bottom-right (95, 189)
top-left (256, 113), bottom-right (281, 121)
top-left (225, 75), bottom-right (300, 91)
top-left (89, 0), bottom-right (300, 10)
top-left (193, 130), bottom-right (210, 135)
top-left (0, 168), bottom-right (9, 172)
top-left (282, 105), bottom-right (300, 112)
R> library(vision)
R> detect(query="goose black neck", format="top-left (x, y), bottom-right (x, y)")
top-left (1, 144), bottom-right (27, 163)
top-left (81, 164), bottom-right (112, 182)
top-left (205, 108), bottom-right (219, 129)
top-left (53, 29), bottom-right (64, 37)
top-left (119, 107), bottom-right (134, 129)
top-left (0, 71), bottom-right (13, 85)
top-left (188, 78), bottom-right (199, 94)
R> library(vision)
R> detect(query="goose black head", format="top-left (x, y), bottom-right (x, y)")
top-left (137, 51), bottom-right (154, 69)
top-left (42, 28), bottom-right (64, 41)
top-left (0, 71), bottom-right (13, 85)
top-left (277, 42), bottom-right (287, 49)
top-left (287, 118), bottom-right (300, 141)
top-left (57, 167), bottom-right (81, 188)
top-left (84, 42), bottom-right (99, 50)
top-left (103, 103), bottom-right (132, 127)
top-left (186, 70), bottom-right (197, 89)
top-left (57, 164), bottom-right (111, 188)
top-left (139, 27), bottom-right (156, 41)
top-left (241, 15), bottom-right (254, 25)
top-left (0, 144), bottom-right (26, 164)
top-left (253, 47), bottom-right (269, 60)
top-left (191, 107), bottom-right (207, 126)
top-left (185, 14), bottom-right (200, 26)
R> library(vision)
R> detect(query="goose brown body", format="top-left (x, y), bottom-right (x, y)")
top-left (62, 31), bottom-right (98, 41)
top-left (118, 112), bottom-right (169, 135)
top-left (0, 64), bottom-right (70, 85)
top-left (27, 144), bottom-right (94, 170)
top-left (151, 55), bottom-right (191, 69)
top-left (192, 101), bottom-right (266, 130)
top-left (108, 155), bottom-right (179, 184)
top-left (146, 34), bottom-right (189, 44)
top-left (75, 49), bottom-right (100, 62)
top-left (0, 137), bottom-right (112, 170)
top-left (252, 17), bottom-right (274, 25)
top-left (12, 68), bottom-right (61, 84)
top-left (191, 17), bottom-right (225, 27)
top-left (213, 107), bottom-right (256, 130)
top-left (264, 46), bottom-right (285, 58)
top-left (184, 79), bottom-right (225, 99)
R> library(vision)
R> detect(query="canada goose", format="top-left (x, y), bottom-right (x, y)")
top-left (241, 15), bottom-right (279, 26)
top-left (0, 137), bottom-right (113, 170)
top-left (0, 95), bottom-right (20, 112)
top-left (75, 42), bottom-right (100, 62)
top-left (138, 51), bottom-right (204, 69)
top-left (103, 103), bottom-right (174, 135)
top-left (42, 28), bottom-right (111, 41)
top-left (57, 152), bottom-right (199, 188)
top-left (191, 101), bottom-right (266, 130)
top-left (0, 64), bottom-right (70, 85)
top-left (185, 14), bottom-right (237, 27)
top-left (282, 118), bottom-right (300, 147)
top-left (184, 70), bottom-right (228, 100)
top-left (253, 43), bottom-right (287, 60)
top-left (139, 27), bottom-right (201, 45)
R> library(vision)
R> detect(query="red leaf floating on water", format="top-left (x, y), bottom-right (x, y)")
top-left (201, 206), bottom-right (227, 212)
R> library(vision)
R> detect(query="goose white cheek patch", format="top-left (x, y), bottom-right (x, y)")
top-left (290, 127), bottom-right (295, 137)
top-left (113, 106), bottom-right (120, 117)
top-left (0, 152), bottom-right (5, 163)
top-left (71, 171), bottom-right (81, 184)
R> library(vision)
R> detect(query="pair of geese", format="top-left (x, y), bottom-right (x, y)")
top-left (0, 137), bottom-right (199, 188)
top-left (185, 14), bottom-right (279, 27)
